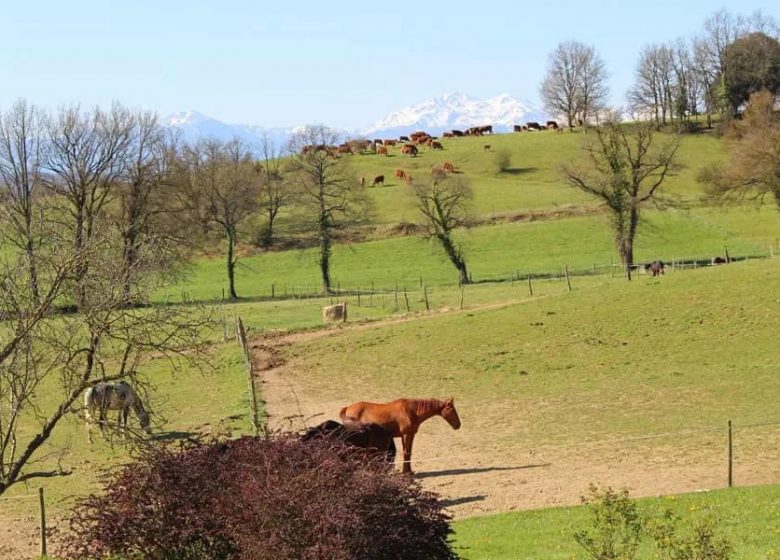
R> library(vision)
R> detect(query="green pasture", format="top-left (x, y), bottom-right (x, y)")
top-left (344, 130), bottom-right (725, 223)
top-left (0, 342), bottom-right (253, 518)
top-left (452, 484), bottom-right (780, 559)
top-left (274, 257), bottom-right (780, 452)
top-left (164, 205), bottom-right (778, 303)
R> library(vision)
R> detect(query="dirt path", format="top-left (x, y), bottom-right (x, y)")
top-left (251, 308), bottom-right (780, 520)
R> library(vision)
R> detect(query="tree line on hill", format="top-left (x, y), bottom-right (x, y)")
top-left (540, 9), bottom-right (780, 130)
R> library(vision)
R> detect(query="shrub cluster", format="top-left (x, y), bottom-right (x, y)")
top-left (61, 435), bottom-right (457, 560)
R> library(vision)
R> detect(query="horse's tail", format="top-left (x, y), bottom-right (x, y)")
top-left (339, 406), bottom-right (348, 421)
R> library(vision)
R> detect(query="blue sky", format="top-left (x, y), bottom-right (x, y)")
top-left (2, 1), bottom-right (778, 129)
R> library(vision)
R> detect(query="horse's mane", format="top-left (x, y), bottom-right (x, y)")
top-left (409, 398), bottom-right (445, 415)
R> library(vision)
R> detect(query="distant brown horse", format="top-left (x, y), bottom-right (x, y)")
top-left (340, 398), bottom-right (461, 474)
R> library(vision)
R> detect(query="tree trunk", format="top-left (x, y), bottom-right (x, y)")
top-left (438, 233), bottom-right (470, 285)
top-left (319, 228), bottom-right (332, 293)
top-left (226, 227), bottom-right (238, 300)
top-left (122, 228), bottom-right (138, 305)
top-left (25, 225), bottom-right (40, 307)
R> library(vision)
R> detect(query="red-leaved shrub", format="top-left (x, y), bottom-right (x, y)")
top-left (61, 435), bottom-right (457, 560)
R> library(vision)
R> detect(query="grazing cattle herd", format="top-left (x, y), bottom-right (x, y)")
top-left (298, 121), bottom-right (574, 190)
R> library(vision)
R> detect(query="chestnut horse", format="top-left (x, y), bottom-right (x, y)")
top-left (340, 398), bottom-right (461, 474)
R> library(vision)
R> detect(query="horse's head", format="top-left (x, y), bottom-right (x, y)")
top-left (138, 411), bottom-right (152, 434)
top-left (441, 398), bottom-right (461, 430)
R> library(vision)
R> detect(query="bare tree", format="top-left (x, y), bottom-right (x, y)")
top-left (256, 133), bottom-right (294, 247)
top-left (562, 117), bottom-right (680, 278)
top-left (700, 90), bottom-right (780, 209)
top-left (114, 112), bottom-right (183, 303)
top-left (0, 100), bottom-right (45, 304)
top-left (410, 175), bottom-right (473, 285)
top-left (0, 228), bottom-right (209, 496)
top-left (41, 104), bottom-right (134, 306)
top-left (179, 138), bottom-right (260, 300)
top-left (630, 42), bottom-right (697, 128)
top-left (541, 41), bottom-right (609, 130)
top-left (287, 125), bottom-right (371, 293)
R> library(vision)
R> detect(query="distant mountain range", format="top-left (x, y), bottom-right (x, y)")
top-left (162, 93), bottom-right (549, 151)
top-left (360, 92), bottom-right (548, 137)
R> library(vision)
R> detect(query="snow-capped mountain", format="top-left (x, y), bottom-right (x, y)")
top-left (163, 93), bottom-right (548, 153)
top-left (162, 111), bottom-right (298, 152)
top-left (361, 92), bottom-right (548, 137)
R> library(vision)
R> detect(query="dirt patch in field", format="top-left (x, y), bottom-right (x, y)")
top-left (251, 316), bottom-right (780, 520)
top-left (0, 513), bottom-right (64, 560)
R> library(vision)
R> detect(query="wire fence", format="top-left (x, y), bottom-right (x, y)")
top-left (180, 247), bottom-right (776, 306)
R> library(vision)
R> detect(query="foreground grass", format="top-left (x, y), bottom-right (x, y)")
top-left (452, 484), bottom-right (780, 559)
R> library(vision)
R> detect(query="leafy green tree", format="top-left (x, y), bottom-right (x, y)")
top-left (723, 32), bottom-right (780, 115)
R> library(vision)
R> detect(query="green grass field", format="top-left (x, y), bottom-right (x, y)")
top-left (2, 128), bottom-right (780, 559)
top-left (164, 205), bottom-right (778, 303)
top-left (346, 130), bottom-right (726, 224)
top-left (452, 485), bottom-right (780, 559)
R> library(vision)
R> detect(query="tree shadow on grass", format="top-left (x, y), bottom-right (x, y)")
top-left (150, 430), bottom-right (201, 442)
top-left (501, 167), bottom-right (537, 175)
top-left (415, 463), bottom-right (550, 480)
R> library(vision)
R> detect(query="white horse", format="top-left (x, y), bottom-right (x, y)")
top-left (84, 381), bottom-right (151, 442)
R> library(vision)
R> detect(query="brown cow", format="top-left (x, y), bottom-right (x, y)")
top-left (513, 125), bottom-right (524, 133)
top-left (384, 139), bottom-right (397, 146)
top-left (431, 141), bottom-right (443, 149)
top-left (394, 168), bottom-right (406, 179)
top-left (479, 125), bottom-right (493, 135)
top-left (404, 174), bottom-right (413, 185)
top-left (377, 146), bottom-right (388, 156)
top-left (483, 144), bottom-right (491, 150)
top-left (401, 144), bottom-right (418, 156)
top-left (372, 175), bottom-right (385, 187)
top-left (451, 129), bottom-right (464, 137)
top-left (546, 121), bottom-right (559, 130)
top-left (526, 122), bottom-right (542, 131)
top-left (442, 162), bottom-right (455, 173)
top-left (443, 131), bottom-right (454, 138)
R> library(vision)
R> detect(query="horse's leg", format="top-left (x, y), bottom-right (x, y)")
top-left (85, 409), bottom-right (94, 444)
top-left (387, 438), bottom-right (397, 464)
top-left (401, 432), bottom-right (416, 474)
top-left (120, 406), bottom-right (129, 439)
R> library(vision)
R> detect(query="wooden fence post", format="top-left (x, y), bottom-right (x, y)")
top-left (565, 265), bottom-right (572, 292)
top-left (357, 288), bottom-right (361, 307)
top-left (403, 287), bottom-right (410, 312)
top-left (423, 286), bottom-right (430, 311)
top-left (727, 419), bottom-right (733, 488)
top-left (236, 317), bottom-right (261, 437)
top-left (38, 487), bottom-right (47, 557)
top-left (527, 274), bottom-right (533, 297)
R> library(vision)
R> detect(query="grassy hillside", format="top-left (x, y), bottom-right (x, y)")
top-left (165, 205), bottom-right (778, 302)
top-left (346, 130), bottom-right (726, 224)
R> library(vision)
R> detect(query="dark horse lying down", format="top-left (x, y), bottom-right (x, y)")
top-left (302, 420), bottom-right (396, 463)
